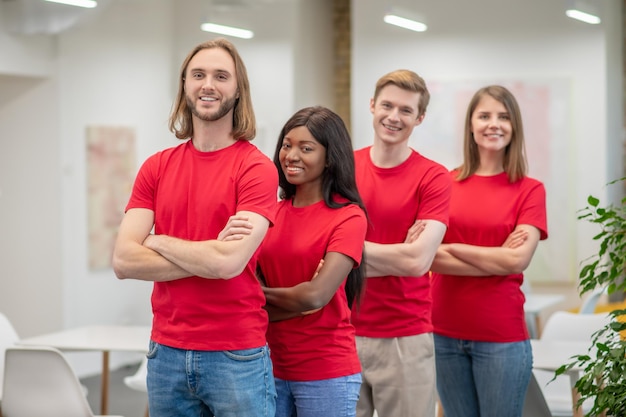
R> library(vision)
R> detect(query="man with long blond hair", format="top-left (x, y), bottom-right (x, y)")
top-left (113, 38), bottom-right (278, 417)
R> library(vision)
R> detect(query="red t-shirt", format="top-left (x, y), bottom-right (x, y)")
top-left (125, 140), bottom-right (278, 350)
top-left (431, 171), bottom-right (548, 342)
top-left (258, 198), bottom-right (367, 381)
top-left (351, 147), bottom-right (451, 338)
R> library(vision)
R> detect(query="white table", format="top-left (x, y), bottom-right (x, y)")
top-left (530, 339), bottom-right (596, 417)
top-left (19, 324), bottom-right (151, 415)
top-left (524, 294), bottom-right (565, 338)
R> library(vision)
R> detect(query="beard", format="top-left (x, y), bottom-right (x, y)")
top-left (187, 93), bottom-right (238, 122)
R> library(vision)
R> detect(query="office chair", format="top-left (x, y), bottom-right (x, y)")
top-left (1, 346), bottom-right (123, 417)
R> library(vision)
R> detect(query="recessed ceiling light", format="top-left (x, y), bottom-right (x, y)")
top-left (200, 23), bottom-right (254, 39)
top-left (565, 0), bottom-right (601, 24)
top-left (565, 9), bottom-right (601, 24)
top-left (44, 0), bottom-right (98, 8)
top-left (383, 7), bottom-right (427, 33)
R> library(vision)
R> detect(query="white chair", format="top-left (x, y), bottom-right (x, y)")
top-left (1, 346), bottom-right (123, 417)
top-left (0, 313), bottom-right (90, 417)
top-left (579, 286), bottom-right (607, 314)
top-left (0, 312), bottom-right (20, 417)
top-left (124, 356), bottom-right (148, 417)
top-left (533, 311), bottom-right (610, 417)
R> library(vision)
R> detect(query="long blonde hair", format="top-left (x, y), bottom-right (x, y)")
top-left (168, 38), bottom-right (256, 141)
top-left (456, 85), bottom-right (527, 182)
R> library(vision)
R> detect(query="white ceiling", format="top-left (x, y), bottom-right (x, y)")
top-left (0, 0), bottom-right (299, 34)
top-left (0, 0), bottom-right (610, 36)
top-left (0, 0), bottom-right (115, 34)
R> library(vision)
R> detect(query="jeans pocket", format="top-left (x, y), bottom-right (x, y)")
top-left (223, 346), bottom-right (266, 362)
top-left (146, 339), bottom-right (159, 359)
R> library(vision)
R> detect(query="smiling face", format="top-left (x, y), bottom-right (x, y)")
top-left (370, 84), bottom-right (424, 147)
top-left (470, 94), bottom-right (512, 154)
top-left (279, 125), bottom-right (327, 191)
top-left (184, 47), bottom-right (239, 123)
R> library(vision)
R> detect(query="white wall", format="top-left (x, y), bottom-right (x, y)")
top-left (54, 0), bottom-right (174, 372)
top-left (352, 0), bottom-right (622, 284)
top-left (0, 19), bottom-right (55, 77)
top-left (0, 76), bottom-right (63, 335)
top-left (0, 2), bottom-right (62, 336)
top-left (0, 0), bottom-right (622, 375)
top-left (57, 0), bottom-right (176, 325)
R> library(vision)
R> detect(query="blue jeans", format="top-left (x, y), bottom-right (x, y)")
top-left (275, 373), bottom-right (362, 417)
top-left (146, 341), bottom-right (276, 417)
top-left (434, 334), bottom-right (532, 417)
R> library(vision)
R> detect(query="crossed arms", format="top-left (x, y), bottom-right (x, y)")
top-left (262, 252), bottom-right (355, 321)
top-left (365, 220), bottom-right (540, 279)
top-left (112, 207), bottom-right (269, 282)
top-left (364, 219), bottom-right (447, 278)
top-left (430, 224), bottom-right (541, 277)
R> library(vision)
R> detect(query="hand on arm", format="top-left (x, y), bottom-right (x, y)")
top-left (404, 220), bottom-right (427, 243)
top-left (364, 219), bottom-right (447, 278)
top-left (217, 214), bottom-right (254, 241)
top-left (143, 210), bottom-right (269, 279)
top-left (300, 259), bottom-right (325, 315)
top-left (112, 208), bottom-right (193, 282)
top-left (502, 229), bottom-right (529, 249)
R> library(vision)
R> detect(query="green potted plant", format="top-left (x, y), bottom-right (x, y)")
top-left (555, 178), bottom-right (626, 417)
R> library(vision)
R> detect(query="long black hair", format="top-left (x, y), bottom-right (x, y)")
top-left (273, 106), bottom-right (367, 309)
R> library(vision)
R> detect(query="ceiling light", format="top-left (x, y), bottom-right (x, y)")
top-left (384, 7), bottom-right (427, 32)
top-left (200, 23), bottom-right (254, 39)
top-left (565, 0), bottom-right (601, 24)
top-left (565, 9), bottom-right (601, 24)
top-left (44, 0), bottom-right (98, 8)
